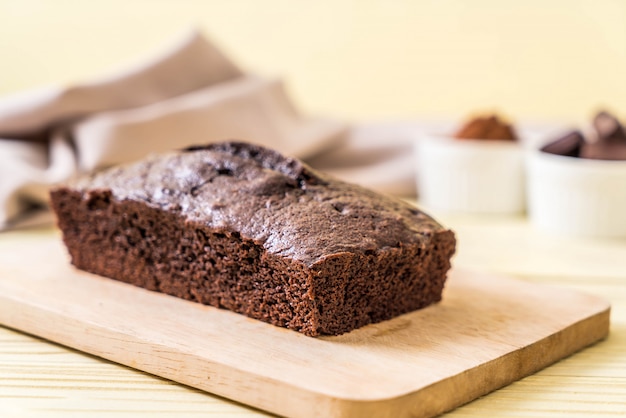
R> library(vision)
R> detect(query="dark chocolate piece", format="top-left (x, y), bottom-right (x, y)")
top-left (50, 141), bottom-right (456, 337)
top-left (592, 111), bottom-right (625, 142)
top-left (540, 131), bottom-right (585, 158)
top-left (580, 111), bottom-right (626, 160)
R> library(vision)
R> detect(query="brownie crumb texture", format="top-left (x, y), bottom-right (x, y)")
top-left (51, 141), bottom-right (456, 336)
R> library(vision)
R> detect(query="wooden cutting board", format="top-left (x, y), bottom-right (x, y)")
top-left (0, 233), bottom-right (610, 418)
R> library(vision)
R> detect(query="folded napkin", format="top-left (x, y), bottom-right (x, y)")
top-left (307, 122), bottom-right (440, 197)
top-left (0, 29), bottom-right (346, 228)
top-left (1, 29), bottom-right (428, 230)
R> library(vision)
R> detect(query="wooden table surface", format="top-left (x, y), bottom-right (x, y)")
top-left (1, 211), bottom-right (625, 417)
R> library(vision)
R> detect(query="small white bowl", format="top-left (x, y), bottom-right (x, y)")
top-left (526, 150), bottom-right (626, 239)
top-left (415, 135), bottom-right (525, 214)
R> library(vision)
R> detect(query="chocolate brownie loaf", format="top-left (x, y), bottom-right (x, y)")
top-left (50, 142), bottom-right (456, 336)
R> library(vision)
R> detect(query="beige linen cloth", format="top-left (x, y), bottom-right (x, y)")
top-left (0, 29), bottom-right (418, 229)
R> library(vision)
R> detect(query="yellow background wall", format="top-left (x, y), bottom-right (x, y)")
top-left (1, 0), bottom-right (624, 124)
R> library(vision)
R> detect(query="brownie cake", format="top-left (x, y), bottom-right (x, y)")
top-left (50, 142), bottom-right (456, 336)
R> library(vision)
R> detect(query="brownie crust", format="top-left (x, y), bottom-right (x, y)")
top-left (50, 142), bottom-right (456, 336)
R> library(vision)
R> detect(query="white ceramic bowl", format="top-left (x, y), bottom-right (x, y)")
top-left (526, 150), bottom-right (626, 239)
top-left (415, 135), bottom-right (525, 214)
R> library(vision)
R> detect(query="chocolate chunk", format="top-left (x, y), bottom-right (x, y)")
top-left (580, 111), bottom-right (626, 160)
top-left (593, 111), bottom-right (625, 142)
top-left (540, 131), bottom-right (585, 158)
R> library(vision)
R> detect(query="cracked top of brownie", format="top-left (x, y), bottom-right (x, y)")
top-left (67, 142), bottom-right (451, 266)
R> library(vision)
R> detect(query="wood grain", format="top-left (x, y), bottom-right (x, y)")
top-left (0, 232), bottom-right (610, 418)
